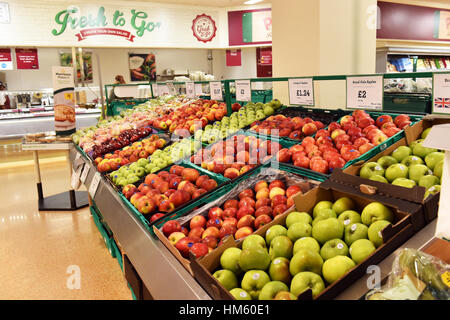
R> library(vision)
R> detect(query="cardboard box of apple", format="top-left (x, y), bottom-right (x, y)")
top-left (274, 110), bottom-right (414, 175)
top-left (155, 166), bottom-right (319, 270)
top-left (121, 163), bottom-right (227, 224)
top-left (189, 185), bottom-right (419, 300)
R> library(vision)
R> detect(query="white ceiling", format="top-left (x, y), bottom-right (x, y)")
top-left (135, 0), bottom-right (271, 8)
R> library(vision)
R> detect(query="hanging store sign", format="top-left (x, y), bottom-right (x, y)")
top-left (192, 14), bottom-right (217, 43)
top-left (432, 72), bottom-right (450, 114)
top-left (15, 48), bottom-right (39, 70)
top-left (0, 48), bottom-right (13, 70)
top-left (346, 75), bottom-right (383, 110)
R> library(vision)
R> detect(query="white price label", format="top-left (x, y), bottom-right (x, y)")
top-left (288, 78), bottom-right (314, 106)
top-left (80, 163), bottom-right (90, 183)
top-left (209, 81), bottom-right (223, 101)
top-left (195, 83), bottom-right (203, 96)
top-left (158, 84), bottom-right (169, 96)
top-left (70, 164), bottom-right (84, 190)
top-left (152, 83), bottom-right (159, 97)
top-left (346, 75), bottom-right (383, 110)
top-left (167, 83), bottom-right (177, 95)
top-left (235, 80), bottom-right (251, 102)
top-left (89, 172), bottom-right (102, 198)
top-left (432, 72), bottom-right (450, 114)
top-left (186, 82), bottom-right (195, 98)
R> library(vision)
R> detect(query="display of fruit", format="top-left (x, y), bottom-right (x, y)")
top-left (210, 197), bottom-right (395, 300)
top-left (121, 165), bottom-right (219, 222)
top-left (161, 178), bottom-right (304, 258)
top-left (281, 110), bottom-right (413, 174)
top-left (358, 132), bottom-right (443, 200)
top-left (95, 134), bottom-right (167, 173)
top-left (250, 114), bottom-right (325, 140)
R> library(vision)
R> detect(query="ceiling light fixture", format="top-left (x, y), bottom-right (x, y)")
top-left (244, 0), bottom-right (264, 5)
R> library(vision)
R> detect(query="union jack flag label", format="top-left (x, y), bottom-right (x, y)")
top-left (434, 97), bottom-right (450, 109)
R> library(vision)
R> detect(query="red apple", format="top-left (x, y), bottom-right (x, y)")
top-left (181, 168), bottom-right (200, 183)
top-left (219, 225), bottom-right (237, 239)
top-left (206, 218), bottom-right (223, 229)
top-left (222, 207), bottom-right (238, 219)
top-left (234, 226), bottom-right (253, 240)
top-left (208, 207), bottom-right (223, 220)
top-left (359, 142), bottom-right (375, 154)
top-left (239, 189), bottom-right (254, 200)
top-left (189, 242), bottom-right (209, 259)
top-left (222, 217), bottom-right (238, 229)
top-left (237, 215), bottom-right (255, 229)
top-left (302, 123), bottom-right (318, 136)
top-left (310, 158), bottom-right (329, 174)
top-left (273, 204), bottom-right (289, 217)
top-left (255, 206), bottom-right (273, 218)
top-left (286, 185), bottom-right (302, 198)
top-left (237, 206), bottom-right (255, 220)
top-left (189, 227), bottom-right (205, 239)
top-left (202, 226), bottom-right (220, 239)
top-left (269, 180), bottom-right (286, 190)
top-left (293, 155), bottom-right (310, 169)
top-left (223, 199), bottom-right (239, 209)
top-left (254, 214), bottom-right (272, 229)
top-left (175, 237), bottom-right (196, 258)
top-left (375, 115), bottom-right (393, 128)
top-left (255, 197), bottom-right (272, 210)
top-left (394, 114), bottom-right (410, 127)
top-left (271, 194), bottom-right (287, 207)
top-left (149, 213), bottom-right (165, 223)
top-left (190, 215), bottom-right (207, 229)
top-left (201, 235), bottom-right (218, 249)
top-left (162, 220), bottom-right (182, 237)
top-left (224, 168), bottom-right (240, 179)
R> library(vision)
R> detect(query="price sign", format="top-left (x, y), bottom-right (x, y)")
top-left (80, 163), bottom-right (90, 183)
top-left (167, 82), bottom-right (177, 95)
top-left (89, 172), bottom-right (102, 198)
top-left (152, 83), bottom-right (159, 97)
top-left (70, 163), bottom-right (84, 190)
top-left (158, 84), bottom-right (169, 96)
top-left (195, 83), bottom-right (203, 96)
top-left (186, 82), bottom-right (195, 98)
top-left (288, 78), bottom-right (314, 106)
top-left (235, 80), bottom-right (251, 102)
top-left (432, 72), bottom-right (450, 114)
top-left (346, 75), bottom-right (383, 110)
top-left (209, 81), bottom-right (223, 100)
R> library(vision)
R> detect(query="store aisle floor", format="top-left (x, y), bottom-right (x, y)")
top-left (0, 153), bottom-right (132, 300)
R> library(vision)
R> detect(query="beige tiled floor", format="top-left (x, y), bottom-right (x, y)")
top-left (0, 143), bottom-right (132, 300)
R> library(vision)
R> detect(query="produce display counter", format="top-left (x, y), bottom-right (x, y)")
top-left (69, 144), bottom-right (438, 300)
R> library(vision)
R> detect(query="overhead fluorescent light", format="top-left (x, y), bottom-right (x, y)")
top-left (244, 0), bottom-right (264, 4)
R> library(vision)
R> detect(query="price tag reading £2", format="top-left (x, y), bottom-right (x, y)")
top-left (89, 172), bottom-right (102, 198)
top-left (209, 81), bottom-right (223, 101)
top-left (235, 80), bottom-right (251, 102)
top-left (346, 75), bottom-right (383, 110)
top-left (288, 78), bottom-right (314, 106)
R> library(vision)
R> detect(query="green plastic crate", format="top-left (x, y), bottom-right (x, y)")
top-left (383, 93), bottom-right (431, 115)
top-left (107, 99), bottom-right (148, 117)
top-left (90, 206), bottom-right (113, 255)
top-left (127, 284), bottom-right (138, 300)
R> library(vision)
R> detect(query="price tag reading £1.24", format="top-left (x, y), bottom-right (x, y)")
top-left (288, 78), bottom-right (314, 106)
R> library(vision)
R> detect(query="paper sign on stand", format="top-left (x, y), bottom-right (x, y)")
top-left (432, 72), bottom-right (450, 114)
top-left (346, 75), bottom-right (383, 110)
top-left (235, 80), bottom-right (251, 102)
top-left (288, 78), bottom-right (314, 106)
top-left (158, 84), bottom-right (170, 96)
top-left (195, 83), bottom-right (203, 96)
top-left (209, 81), bottom-right (223, 101)
top-left (152, 83), bottom-right (159, 97)
top-left (186, 82), bottom-right (195, 98)
top-left (422, 123), bottom-right (450, 240)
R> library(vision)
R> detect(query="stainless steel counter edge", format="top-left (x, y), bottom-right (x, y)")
top-left (69, 146), bottom-right (211, 300)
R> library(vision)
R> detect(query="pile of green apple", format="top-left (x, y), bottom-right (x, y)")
top-left (213, 197), bottom-right (394, 300)
top-left (196, 100), bottom-right (283, 145)
top-left (109, 158), bottom-right (149, 187)
top-left (359, 127), bottom-right (443, 200)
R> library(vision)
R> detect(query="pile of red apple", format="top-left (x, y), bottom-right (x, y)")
top-left (149, 99), bottom-right (239, 136)
top-left (191, 134), bottom-right (283, 180)
top-left (274, 110), bottom-right (412, 174)
top-left (122, 165), bottom-right (219, 220)
top-left (95, 134), bottom-right (167, 172)
top-left (161, 179), bottom-right (304, 259)
top-left (250, 114), bottom-right (325, 140)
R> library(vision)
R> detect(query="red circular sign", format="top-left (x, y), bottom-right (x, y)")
top-left (192, 14), bottom-right (217, 43)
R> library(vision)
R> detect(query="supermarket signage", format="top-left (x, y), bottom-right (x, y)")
top-left (434, 10), bottom-right (450, 40)
top-left (288, 78), bottom-right (314, 106)
top-left (51, 6), bottom-right (161, 42)
top-left (151, 83), bottom-right (158, 97)
top-left (235, 80), bottom-right (251, 102)
top-left (15, 48), bottom-right (39, 70)
top-left (192, 14), bottom-right (217, 43)
top-left (0, 2), bottom-right (9, 24)
top-left (80, 163), bottom-right (90, 183)
top-left (158, 84), bottom-right (170, 96)
top-left (89, 172), bottom-right (102, 198)
top-left (346, 75), bottom-right (383, 110)
top-left (432, 72), bottom-right (450, 114)
top-left (195, 83), bottom-right (204, 96)
top-left (185, 82), bottom-right (195, 99)
top-left (209, 81), bottom-right (223, 101)
top-left (0, 48), bottom-right (13, 70)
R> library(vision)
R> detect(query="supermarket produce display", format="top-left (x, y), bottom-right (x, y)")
top-left (68, 73), bottom-right (445, 301)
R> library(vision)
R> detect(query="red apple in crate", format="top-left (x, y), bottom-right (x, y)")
top-left (366, 128), bottom-right (382, 141)
top-left (286, 185), bottom-right (302, 198)
top-left (290, 145), bottom-right (305, 154)
top-left (375, 115), bottom-right (393, 128)
top-left (159, 199), bottom-right (175, 213)
top-left (269, 187), bottom-right (286, 200)
top-left (149, 213), bottom-right (165, 223)
top-left (192, 188), bottom-right (207, 199)
top-left (195, 175), bottom-right (209, 188)
top-left (398, 120), bottom-right (411, 129)
top-left (137, 196), bottom-right (157, 215)
top-left (235, 226), bottom-right (253, 240)
top-left (328, 122), bottom-right (342, 132)
top-left (189, 243), bottom-right (209, 259)
top-left (272, 194), bottom-right (287, 207)
top-left (254, 214), bottom-right (272, 229)
top-left (323, 150), bottom-right (340, 163)
top-left (383, 126), bottom-right (401, 137)
top-left (353, 137), bottom-right (370, 149)
top-left (224, 168), bottom-right (240, 179)
top-left (175, 237), bottom-right (196, 258)
top-left (181, 168), bottom-right (200, 183)
top-left (301, 136), bottom-right (316, 147)
top-left (356, 117), bottom-right (375, 129)
top-left (254, 180), bottom-right (269, 193)
top-left (222, 207), bottom-right (238, 219)
top-left (201, 179), bottom-right (218, 192)
top-left (363, 125), bottom-right (378, 136)
top-left (219, 225), bottom-right (237, 239)
top-left (169, 176), bottom-right (182, 189)
top-left (269, 180), bottom-right (285, 190)
top-left (371, 131), bottom-right (388, 145)
top-left (237, 215), bottom-right (255, 229)
top-left (302, 123), bottom-right (318, 136)
top-left (202, 226), bottom-right (220, 239)
top-left (239, 189), bottom-right (254, 200)
top-left (122, 184), bottom-right (138, 200)
top-left (292, 151), bottom-right (307, 163)
top-left (222, 217), bottom-right (238, 229)
top-left (329, 157), bottom-right (346, 171)
top-left (237, 206), bottom-right (255, 220)
top-left (310, 158), bottom-right (329, 174)
top-left (273, 204), bottom-right (289, 217)
top-left (276, 148), bottom-right (292, 163)
top-left (208, 207), bottom-right (223, 220)
top-left (207, 218), bottom-right (223, 229)
top-left (380, 122), bottom-right (396, 131)
top-left (255, 206), bottom-right (273, 218)
top-left (340, 115), bottom-right (354, 126)
top-left (394, 114), bottom-right (410, 127)
top-left (223, 199), bottom-right (239, 210)
top-left (168, 232), bottom-right (186, 246)
top-left (202, 236), bottom-right (218, 249)
top-left (287, 196), bottom-right (295, 207)
top-left (359, 143), bottom-right (375, 154)
top-left (162, 220), bottom-right (182, 237)
top-left (189, 227), bottom-right (205, 239)
top-left (294, 156), bottom-right (310, 169)
top-left (314, 121), bottom-right (324, 130)
top-left (331, 129), bottom-right (346, 140)
top-left (190, 215), bottom-right (207, 229)
top-left (256, 188), bottom-right (270, 200)
top-left (239, 197), bottom-right (256, 209)
top-left (180, 226), bottom-right (189, 236)
top-left (342, 149), bottom-right (361, 162)
top-left (255, 198), bottom-right (272, 210)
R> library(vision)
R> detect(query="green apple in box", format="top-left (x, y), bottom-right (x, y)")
top-left (391, 146), bottom-right (412, 162)
top-left (332, 197), bottom-right (356, 215)
top-left (287, 222), bottom-right (312, 242)
top-left (377, 155), bottom-right (398, 170)
top-left (213, 269), bottom-right (238, 291)
top-left (349, 239), bottom-right (376, 264)
top-left (290, 271), bottom-right (325, 298)
top-left (269, 257), bottom-right (291, 285)
top-left (269, 235), bottom-right (293, 260)
top-left (242, 234), bottom-right (266, 250)
top-left (368, 220), bottom-right (392, 248)
top-left (413, 141), bottom-right (437, 159)
top-left (229, 288), bottom-right (252, 300)
top-left (392, 178), bottom-right (416, 188)
top-left (418, 175), bottom-right (440, 189)
top-left (289, 248), bottom-right (324, 276)
top-left (239, 247), bottom-right (270, 271)
top-left (434, 160), bottom-right (444, 178)
top-left (320, 239), bottom-right (349, 260)
top-left (241, 270), bottom-right (270, 300)
top-left (344, 223), bottom-right (369, 246)
top-left (265, 225), bottom-right (288, 246)
top-left (314, 208), bottom-right (337, 221)
top-left (424, 185), bottom-right (441, 200)
top-left (220, 247), bottom-right (242, 275)
top-left (409, 164), bottom-right (433, 183)
top-left (322, 256), bottom-right (355, 284)
top-left (421, 127), bottom-right (432, 139)
top-left (258, 281), bottom-right (289, 300)
top-left (360, 162), bottom-right (385, 179)
top-left (369, 175), bottom-right (389, 183)
top-left (425, 152), bottom-right (444, 170)
top-left (293, 237), bottom-right (320, 255)
top-left (285, 212), bottom-right (312, 228)
top-left (311, 218), bottom-right (344, 245)
top-left (385, 163), bottom-right (409, 182)
top-left (361, 202), bottom-right (394, 226)
top-left (401, 155), bottom-right (424, 167)
top-left (338, 210), bottom-right (362, 227)
top-left (312, 201), bottom-right (333, 218)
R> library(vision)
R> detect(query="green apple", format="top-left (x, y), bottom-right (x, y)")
top-left (320, 239), bottom-right (349, 260)
top-left (268, 257), bottom-right (291, 285)
top-left (401, 155), bottom-right (424, 166)
top-left (392, 177), bottom-right (417, 188)
top-left (409, 164), bottom-right (433, 183)
top-left (293, 237), bottom-right (321, 255)
top-left (213, 269), bottom-right (238, 291)
top-left (290, 271), bottom-right (325, 298)
top-left (239, 247), bottom-right (270, 271)
top-left (258, 281), bottom-right (289, 300)
top-left (344, 223), bottom-right (369, 246)
top-left (418, 175), bottom-right (440, 189)
top-left (241, 270), bottom-right (271, 300)
top-left (332, 197), bottom-right (355, 215)
top-left (361, 202), bottom-right (394, 226)
top-left (312, 201), bottom-right (333, 218)
top-left (311, 218), bottom-right (344, 245)
top-left (368, 220), bottom-right (391, 248)
top-left (242, 235), bottom-right (267, 251)
top-left (287, 222), bottom-right (312, 242)
top-left (425, 152), bottom-right (444, 170)
top-left (391, 146), bottom-right (412, 162)
top-left (285, 211), bottom-right (312, 228)
top-left (273, 291), bottom-right (298, 300)
top-left (424, 185), bottom-right (441, 200)
top-left (376, 155), bottom-right (398, 169)
top-left (385, 163), bottom-right (409, 182)
top-left (349, 239), bottom-right (376, 264)
top-left (369, 175), bottom-right (388, 183)
top-left (413, 142), bottom-right (437, 159)
top-left (269, 235), bottom-right (293, 260)
top-left (220, 247), bottom-right (243, 275)
top-left (314, 208), bottom-right (337, 220)
top-left (434, 160), bottom-right (444, 178)
top-left (289, 248), bottom-right (324, 276)
top-left (322, 256), bottom-right (355, 284)
top-left (263, 106), bottom-right (275, 116)
top-left (421, 127), bottom-right (431, 139)
top-left (338, 210), bottom-right (361, 227)
top-left (360, 162), bottom-right (385, 179)
top-left (265, 225), bottom-right (288, 246)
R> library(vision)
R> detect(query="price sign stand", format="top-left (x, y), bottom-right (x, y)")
top-left (23, 142), bottom-right (89, 211)
top-left (346, 75), bottom-right (384, 110)
top-left (288, 78), bottom-right (314, 106)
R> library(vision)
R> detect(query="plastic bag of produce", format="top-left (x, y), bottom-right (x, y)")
top-left (366, 248), bottom-right (449, 300)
